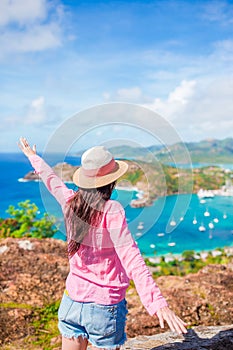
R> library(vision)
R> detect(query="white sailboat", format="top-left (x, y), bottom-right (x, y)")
top-left (169, 219), bottom-right (176, 226)
top-left (204, 209), bottom-right (210, 217)
top-left (137, 222), bottom-right (144, 230)
top-left (208, 222), bottom-right (214, 229)
top-left (198, 224), bottom-right (206, 232)
top-left (213, 218), bottom-right (219, 223)
top-left (192, 216), bottom-right (197, 225)
top-left (135, 232), bottom-right (142, 237)
top-left (197, 189), bottom-right (214, 199)
top-left (157, 232), bottom-right (165, 237)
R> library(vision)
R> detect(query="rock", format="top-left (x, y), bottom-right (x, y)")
top-left (131, 197), bottom-right (154, 208)
top-left (0, 238), bottom-right (233, 348)
top-left (52, 163), bottom-right (79, 182)
top-left (18, 240), bottom-right (34, 250)
top-left (23, 170), bottom-right (40, 181)
top-left (0, 238), bottom-right (68, 346)
top-left (120, 325), bottom-right (233, 350)
top-left (23, 163), bottom-right (79, 182)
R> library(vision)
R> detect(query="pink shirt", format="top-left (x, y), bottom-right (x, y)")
top-left (29, 154), bottom-right (168, 316)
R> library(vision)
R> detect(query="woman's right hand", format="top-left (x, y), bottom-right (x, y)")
top-left (156, 306), bottom-right (187, 334)
top-left (18, 137), bottom-right (37, 158)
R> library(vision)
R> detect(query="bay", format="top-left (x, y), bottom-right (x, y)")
top-left (0, 153), bottom-right (232, 257)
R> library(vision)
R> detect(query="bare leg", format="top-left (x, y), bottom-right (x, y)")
top-left (62, 336), bottom-right (88, 350)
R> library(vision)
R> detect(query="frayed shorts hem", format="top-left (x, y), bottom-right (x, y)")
top-left (58, 292), bottom-right (128, 349)
top-left (61, 332), bottom-right (88, 340)
top-left (61, 333), bottom-right (126, 349)
top-left (88, 334), bottom-right (127, 349)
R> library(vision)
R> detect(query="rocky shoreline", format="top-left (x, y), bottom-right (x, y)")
top-left (22, 161), bottom-right (153, 207)
top-left (23, 162), bottom-right (79, 183)
top-left (22, 158), bottom-right (233, 209)
top-left (1, 237), bottom-right (233, 349)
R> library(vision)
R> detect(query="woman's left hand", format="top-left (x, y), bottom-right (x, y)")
top-left (156, 306), bottom-right (187, 334)
top-left (18, 137), bottom-right (37, 158)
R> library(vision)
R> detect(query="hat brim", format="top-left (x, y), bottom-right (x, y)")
top-left (72, 160), bottom-right (128, 189)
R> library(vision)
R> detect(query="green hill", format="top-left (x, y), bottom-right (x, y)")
top-left (110, 137), bottom-right (233, 164)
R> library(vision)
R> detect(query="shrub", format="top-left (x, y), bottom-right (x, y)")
top-left (0, 200), bottom-right (58, 239)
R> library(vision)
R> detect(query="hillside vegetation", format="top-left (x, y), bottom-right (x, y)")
top-left (110, 137), bottom-right (233, 164)
top-left (120, 160), bottom-right (231, 198)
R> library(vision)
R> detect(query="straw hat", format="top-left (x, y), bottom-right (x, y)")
top-left (73, 146), bottom-right (128, 189)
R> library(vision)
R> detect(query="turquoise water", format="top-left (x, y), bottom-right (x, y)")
top-left (0, 153), bottom-right (233, 257)
top-left (112, 190), bottom-right (233, 256)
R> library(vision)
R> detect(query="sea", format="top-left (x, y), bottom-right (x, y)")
top-left (1, 153), bottom-right (233, 257)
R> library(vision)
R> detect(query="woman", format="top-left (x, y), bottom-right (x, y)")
top-left (19, 137), bottom-right (187, 350)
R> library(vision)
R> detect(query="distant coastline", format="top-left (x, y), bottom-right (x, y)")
top-left (146, 245), bottom-right (233, 261)
top-left (20, 158), bottom-right (233, 208)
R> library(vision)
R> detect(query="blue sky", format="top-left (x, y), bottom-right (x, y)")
top-left (1, 0), bottom-right (233, 152)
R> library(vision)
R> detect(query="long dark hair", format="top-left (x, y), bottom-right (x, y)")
top-left (65, 181), bottom-right (116, 258)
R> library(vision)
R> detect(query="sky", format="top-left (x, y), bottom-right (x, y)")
top-left (1, 0), bottom-right (233, 153)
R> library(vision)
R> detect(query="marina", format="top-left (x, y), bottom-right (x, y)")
top-left (130, 193), bottom-right (233, 257)
top-left (0, 154), bottom-right (233, 258)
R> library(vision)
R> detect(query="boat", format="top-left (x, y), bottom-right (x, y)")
top-left (180, 216), bottom-right (184, 221)
top-left (208, 222), bottom-right (214, 229)
top-left (168, 242), bottom-right (176, 247)
top-left (204, 210), bottom-right (210, 217)
top-left (150, 244), bottom-right (156, 249)
top-left (137, 222), bottom-right (144, 230)
top-left (213, 218), bottom-right (219, 223)
top-left (198, 225), bottom-right (206, 232)
top-left (135, 232), bottom-right (142, 237)
top-left (197, 189), bottom-right (215, 199)
top-left (223, 214), bottom-right (227, 219)
top-left (200, 199), bottom-right (206, 204)
top-left (157, 233), bottom-right (165, 237)
top-left (169, 219), bottom-right (176, 226)
top-left (192, 217), bottom-right (197, 225)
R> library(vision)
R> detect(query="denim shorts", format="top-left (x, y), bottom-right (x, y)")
top-left (58, 291), bottom-right (128, 349)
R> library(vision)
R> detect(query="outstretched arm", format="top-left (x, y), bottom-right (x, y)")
top-left (107, 202), bottom-right (187, 334)
top-left (18, 137), bottom-right (37, 157)
top-left (18, 137), bottom-right (75, 208)
top-left (118, 240), bottom-right (187, 334)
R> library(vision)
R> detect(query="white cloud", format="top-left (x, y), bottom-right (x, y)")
top-left (145, 80), bottom-right (197, 120)
top-left (25, 96), bottom-right (46, 125)
top-left (168, 80), bottom-right (196, 105)
top-left (1, 96), bottom-right (62, 129)
top-left (145, 75), bottom-right (233, 141)
top-left (201, 1), bottom-right (233, 25)
top-left (0, 0), bottom-right (47, 26)
top-left (0, 23), bottom-right (61, 54)
top-left (187, 76), bottom-right (233, 126)
top-left (0, 0), bottom-right (65, 57)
